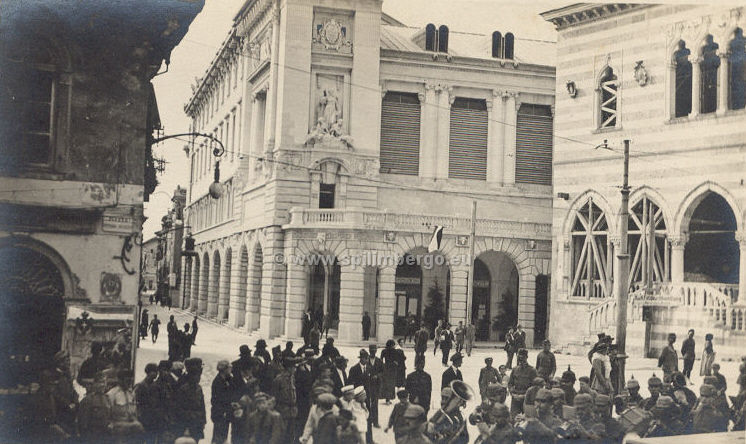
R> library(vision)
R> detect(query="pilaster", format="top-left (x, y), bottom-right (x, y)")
top-left (669, 234), bottom-right (688, 283)
top-left (228, 247), bottom-right (244, 327)
top-left (487, 89), bottom-right (505, 183)
top-left (737, 231), bottom-right (746, 305)
top-left (421, 84), bottom-right (438, 178)
top-left (449, 264), bottom-right (469, 324)
top-left (217, 253), bottom-right (232, 322)
top-left (377, 266), bottom-right (396, 340)
top-left (207, 258), bottom-right (219, 318)
top-left (436, 85), bottom-right (452, 179)
top-left (338, 263), bottom-right (366, 341)
top-left (284, 243), bottom-right (306, 338)
top-left (258, 227), bottom-right (286, 338)
top-left (717, 51), bottom-right (729, 116)
top-left (503, 91), bottom-right (519, 185)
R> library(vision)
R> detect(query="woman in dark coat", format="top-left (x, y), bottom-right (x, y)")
top-left (395, 338), bottom-right (407, 388)
top-left (381, 339), bottom-right (398, 403)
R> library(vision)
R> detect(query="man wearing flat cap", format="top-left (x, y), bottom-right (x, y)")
top-left (174, 358), bottom-right (206, 441)
top-left (211, 360), bottom-right (233, 444)
top-left (519, 388), bottom-right (562, 444)
top-left (134, 363), bottom-right (159, 442)
top-left (507, 348), bottom-right (537, 418)
top-left (397, 404), bottom-right (431, 444)
top-left (535, 339), bottom-right (556, 382)
top-left (314, 393), bottom-right (340, 444)
top-left (657, 333), bottom-right (679, 381)
top-left (563, 394), bottom-right (605, 441)
top-left (247, 392), bottom-right (283, 444)
top-left (478, 357), bottom-right (500, 402)
top-left (272, 356), bottom-right (299, 443)
top-left (441, 352), bottom-right (464, 390)
top-left (692, 384), bottom-right (728, 433)
top-left (645, 395), bottom-right (685, 438)
top-left (406, 355), bottom-right (432, 415)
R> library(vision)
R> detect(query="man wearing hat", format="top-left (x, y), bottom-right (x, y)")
top-left (352, 386), bottom-right (373, 443)
top-left (523, 377), bottom-right (546, 411)
top-left (519, 388), bottom-right (562, 444)
top-left (152, 360), bottom-right (177, 442)
top-left (367, 344), bottom-right (384, 428)
top-left (507, 348), bottom-right (538, 418)
top-left (442, 352), bottom-right (464, 390)
top-left (397, 404), bottom-right (431, 444)
top-left (314, 393), bottom-right (340, 443)
top-left (692, 384), bottom-right (728, 433)
top-left (331, 355), bottom-right (349, 398)
top-left (425, 384), bottom-right (470, 444)
top-left (108, 369), bottom-right (145, 440)
top-left (478, 358), bottom-right (500, 402)
top-left (644, 395), bottom-right (685, 438)
top-left (406, 355), bottom-right (432, 415)
top-left (272, 356), bottom-right (299, 443)
top-left (595, 394), bottom-right (624, 441)
top-left (232, 345), bottom-right (253, 380)
top-left (623, 376), bottom-right (644, 410)
top-left (657, 333), bottom-right (679, 380)
top-left (565, 394), bottom-right (605, 440)
top-left (134, 363), bottom-right (159, 443)
top-left (211, 360), bottom-right (233, 444)
top-left (535, 340), bottom-right (556, 382)
top-left (296, 349), bottom-right (316, 437)
top-left (174, 358), bottom-right (206, 441)
top-left (550, 387), bottom-right (566, 418)
top-left (590, 342), bottom-right (613, 396)
top-left (483, 403), bottom-right (519, 444)
top-left (560, 366), bottom-right (576, 406)
top-left (247, 392), bottom-right (283, 444)
top-left (414, 322), bottom-right (429, 359)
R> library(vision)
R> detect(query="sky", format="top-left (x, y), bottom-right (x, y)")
top-left (143, 0), bottom-right (561, 240)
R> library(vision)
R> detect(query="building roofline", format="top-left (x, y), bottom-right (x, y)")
top-left (541, 3), bottom-right (650, 30)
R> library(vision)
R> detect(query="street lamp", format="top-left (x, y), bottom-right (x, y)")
top-left (596, 138), bottom-right (631, 392)
top-left (152, 132), bottom-right (226, 200)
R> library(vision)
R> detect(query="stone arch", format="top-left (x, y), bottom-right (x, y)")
top-left (246, 241), bottom-right (264, 331)
top-left (0, 236), bottom-right (74, 300)
top-left (674, 181), bottom-right (743, 235)
top-left (472, 249), bottom-right (521, 341)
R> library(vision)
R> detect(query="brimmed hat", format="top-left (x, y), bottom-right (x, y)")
top-left (532, 377), bottom-right (545, 386)
top-left (185, 357), bottom-right (203, 371)
top-left (334, 356), bottom-right (348, 365)
top-left (144, 363), bottom-right (158, 373)
top-left (551, 388), bottom-right (565, 402)
top-left (341, 385), bottom-right (355, 394)
top-left (573, 394), bottom-right (593, 408)
top-left (655, 395), bottom-right (674, 409)
top-left (158, 360), bottom-right (171, 371)
top-left (317, 393), bottom-right (337, 408)
top-left (486, 383), bottom-right (506, 398)
top-left (255, 339), bottom-right (267, 349)
top-left (311, 385), bottom-right (332, 398)
top-left (358, 349), bottom-right (369, 358)
top-left (535, 388), bottom-right (552, 401)
top-left (450, 353), bottom-right (463, 363)
top-left (403, 404), bottom-right (427, 423)
top-left (239, 345), bottom-right (251, 356)
top-left (353, 386), bottom-right (366, 398)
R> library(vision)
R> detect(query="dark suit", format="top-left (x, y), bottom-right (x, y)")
top-left (441, 366), bottom-right (463, 390)
top-left (314, 410), bottom-right (339, 444)
top-left (367, 357), bottom-right (384, 425)
top-left (406, 369), bottom-right (432, 414)
top-left (330, 366), bottom-right (347, 398)
top-left (349, 361), bottom-right (381, 425)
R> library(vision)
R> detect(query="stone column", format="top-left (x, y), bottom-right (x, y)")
top-left (449, 264), bottom-right (469, 324)
top-left (669, 234), bottom-right (688, 283)
top-left (217, 253), bottom-right (232, 322)
top-left (436, 85), bottom-right (452, 179)
top-left (737, 232), bottom-right (746, 305)
top-left (284, 245), bottom-right (306, 338)
top-left (377, 266), bottom-right (396, 341)
top-left (488, 89), bottom-right (505, 183)
top-left (503, 92), bottom-right (519, 185)
top-left (689, 55), bottom-right (701, 118)
top-left (518, 270), bottom-right (537, 346)
top-left (258, 227), bottom-right (286, 338)
top-left (421, 84), bottom-right (438, 178)
top-left (265, 8), bottom-right (280, 152)
top-left (199, 261), bottom-right (210, 316)
top-left (228, 248), bottom-right (244, 328)
top-left (181, 258), bottom-right (190, 310)
top-left (717, 51), bottom-right (729, 115)
top-left (338, 259), bottom-right (366, 341)
top-left (249, 94), bottom-right (264, 172)
top-left (245, 248), bottom-right (262, 332)
top-left (190, 259), bottom-right (200, 312)
top-left (207, 259), bottom-right (220, 319)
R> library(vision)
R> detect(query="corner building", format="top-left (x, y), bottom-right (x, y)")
top-left (542, 4), bottom-right (746, 358)
top-left (183, 0), bottom-right (556, 344)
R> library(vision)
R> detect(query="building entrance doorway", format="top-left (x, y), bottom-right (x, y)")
top-left (395, 254), bottom-right (421, 336)
top-left (471, 258), bottom-right (491, 340)
top-left (307, 256), bottom-right (340, 329)
top-left (534, 274), bottom-right (549, 344)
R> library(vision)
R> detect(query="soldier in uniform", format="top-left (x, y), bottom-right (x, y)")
top-left (273, 357), bottom-right (299, 444)
top-left (174, 357), bottom-right (206, 441)
top-left (535, 340), bottom-right (557, 382)
top-left (644, 395), bottom-right (685, 438)
top-left (134, 363), bottom-right (159, 444)
top-left (642, 374), bottom-right (663, 411)
top-left (482, 403), bottom-right (519, 444)
top-left (397, 404), bottom-right (432, 444)
top-left (559, 366), bottom-right (576, 406)
top-left (406, 355), bottom-right (432, 414)
top-left (563, 393), bottom-right (605, 442)
top-left (507, 348), bottom-right (538, 418)
top-left (425, 382), bottom-right (473, 444)
top-left (550, 387), bottom-right (566, 418)
top-left (523, 377), bottom-right (546, 411)
top-left (692, 384), bottom-right (728, 433)
top-left (626, 376), bottom-right (644, 408)
top-left (78, 373), bottom-right (112, 443)
top-left (594, 394), bottom-right (624, 442)
top-left (518, 388), bottom-right (563, 443)
top-left (478, 358), bottom-right (500, 402)
top-left (247, 392), bottom-right (284, 444)
top-left (414, 322), bottom-right (429, 359)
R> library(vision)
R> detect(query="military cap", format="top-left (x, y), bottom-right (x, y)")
top-left (573, 394), bottom-right (593, 407)
top-left (144, 363), bottom-right (158, 373)
top-left (317, 393), bottom-right (337, 408)
top-left (561, 366), bottom-right (576, 383)
top-left (594, 394), bottom-right (611, 406)
top-left (341, 385), bottom-right (355, 394)
top-left (655, 395), bottom-right (674, 409)
top-left (551, 388), bottom-right (566, 402)
top-left (703, 376), bottom-right (718, 386)
top-left (578, 376), bottom-right (590, 384)
top-left (217, 360), bottom-right (231, 371)
top-left (493, 403), bottom-right (510, 419)
top-left (485, 383), bottom-right (506, 398)
top-left (485, 357), bottom-right (493, 364)
top-left (255, 339), bottom-right (267, 349)
top-left (535, 388), bottom-right (553, 401)
top-left (532, 377), bottom-right (545, 386)
top-left (647, 374), bottom-right (662, 387)
top-left (626, 377), bottom-right (640, 390)
top-left (700, 384), bottom-right (716, 397)
top-left (542, 339), bottom-right (551, 346)
top-left (397, 389), bottom-right (409, 399)
top-left (517, 348), bottom-right (529, 357)
top-left (403, 404), bottom-right (427, 421)
top-left (339, 409), bottom-right (353, 420)
top-left (158, 360), bottom-right (171, 371)
top-left (450, 353), bottom-right (463, 363)
top-left (185, 357), bottom-right (203, 370)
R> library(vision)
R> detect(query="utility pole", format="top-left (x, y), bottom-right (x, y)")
top-left (614, 139), bottom-right (631, 391)
top-left (465, 200), bottom-right (477, 326)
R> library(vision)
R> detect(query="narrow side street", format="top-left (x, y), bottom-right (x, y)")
top-left (136, 304), bottom-right (744, 443)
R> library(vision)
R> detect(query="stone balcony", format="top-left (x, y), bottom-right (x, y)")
top-left (285, 207), bottom-right (552, 240)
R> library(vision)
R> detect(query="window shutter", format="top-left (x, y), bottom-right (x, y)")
top-left (380, 92), bottom-right (421, 175)
top-left (515, 104), bottom-right (553, 185)
top-left (449, 98), bottom-right (488, 180)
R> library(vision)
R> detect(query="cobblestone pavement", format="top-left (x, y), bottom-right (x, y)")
top-left (136, 304), bottom-right (743, 443)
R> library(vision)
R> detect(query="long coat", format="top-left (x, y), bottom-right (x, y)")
top-left (441, 367), bottom-right (463, 390)
top-left (405, 370), bottom-right (432, 413)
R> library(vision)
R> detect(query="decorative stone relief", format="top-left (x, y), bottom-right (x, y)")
top-left (634, 61), bottom-right (648, 86)
top-left (305, 73), bottom-right (353, 150)
top-left (313, 18), bottom-right (352, 53)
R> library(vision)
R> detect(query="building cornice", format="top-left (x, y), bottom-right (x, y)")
top-left (541, 3), bottom-right (650, 30)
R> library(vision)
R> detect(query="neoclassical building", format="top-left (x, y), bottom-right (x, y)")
top-left (542, 4), bottom-right (746, 358)
top-left (182, 0), bottom-right (556, 344)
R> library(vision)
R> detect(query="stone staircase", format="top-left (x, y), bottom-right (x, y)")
top-left (557, 282), bottom-right (744, 360)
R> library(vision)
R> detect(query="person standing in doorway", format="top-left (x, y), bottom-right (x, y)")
top-left (414, 322), bottom-right (429, 360)
top-left (302, 308), bottom-right (313, 345)
top-left (362, 311), bottom-right (371, 341)
top-left (149, 315), bottom-right (161, 344)
top-left (322, 311), bottom-right (332, 339)
top-left (681, 329), bottom-right (696, 384)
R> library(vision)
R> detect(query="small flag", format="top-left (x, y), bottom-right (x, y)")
top-left (428, 226), bottom-right (443, 253)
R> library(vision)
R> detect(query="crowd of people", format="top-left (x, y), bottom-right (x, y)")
top-left (22, 312), bottom-right (746, 444)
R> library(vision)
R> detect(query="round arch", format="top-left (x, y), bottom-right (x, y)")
top-left (394, 246), bottom-right (451, 335)
top-left (199, 251), bottom-right (210, 315)
top-left (473, 250), bottom-right (520, 341)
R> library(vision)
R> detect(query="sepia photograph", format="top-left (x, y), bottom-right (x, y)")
top-left (1, 0), bottom-right (745, 442)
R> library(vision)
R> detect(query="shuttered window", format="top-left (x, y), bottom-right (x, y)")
top-left (380, 92), bottom-right (420, 175)
top-left (449, 97), bottom-right (488, 180)
top-left (515, 103), bottom-right (553, 185)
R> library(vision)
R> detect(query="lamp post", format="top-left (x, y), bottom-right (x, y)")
top-left (152, 131), bottom-right (226, 199)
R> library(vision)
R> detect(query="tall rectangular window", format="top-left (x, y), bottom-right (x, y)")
top-left (674, 42), bottom-right (692, 117)
top-left (449, 97), bottom-right (488, 180)
top-left (515, 104), bottom-right (553, 185)
top-left (380, 92), bottom-right (421, 175)
top-left (319, 183), bottom-right (335, 209)
top-left (701, 37), bottom-right (720, 114)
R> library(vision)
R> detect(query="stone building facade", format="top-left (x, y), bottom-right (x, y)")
top-left (542, 4), bottom-right (746, 358)
top-left (183, 0), bottom-right (556, 344)
top-left (0, 0), bottom-right (202, 421)
top-left (154, 186), bottom-right (187, 307)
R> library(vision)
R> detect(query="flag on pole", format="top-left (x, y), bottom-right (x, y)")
top-left (428, 226), bottom-right (443, 253)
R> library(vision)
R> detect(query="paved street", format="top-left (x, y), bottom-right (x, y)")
top-left (136, 304), bottom-right (743, 443)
